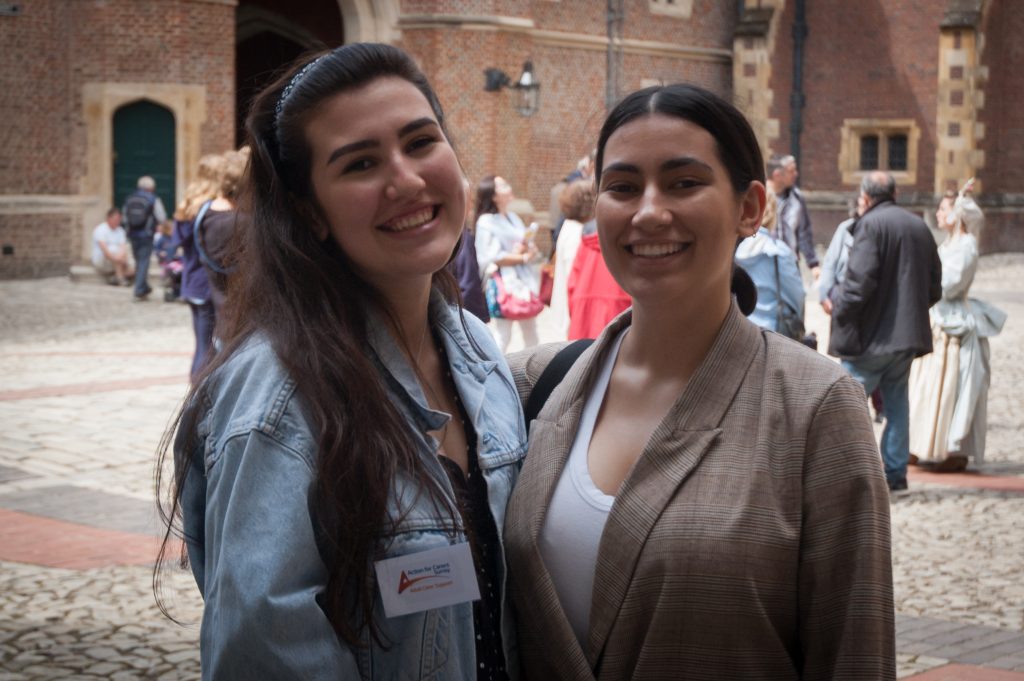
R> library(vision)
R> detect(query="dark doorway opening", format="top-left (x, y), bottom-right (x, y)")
top-left (113, 100), bottom-right (176, 212)
top-left (236, 31), bottom-right (305, 147)
top-left (235, 2), bottom-right (345, 146)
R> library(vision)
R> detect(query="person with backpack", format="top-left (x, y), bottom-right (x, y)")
top-left (122, 175), bottom-right (167, 300)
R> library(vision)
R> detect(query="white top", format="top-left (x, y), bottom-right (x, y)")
top-left (474, 210), bottom-right (538, 295)
top-left (550, 219), bottom-right (585, 340)
top-left (91, 221), bottom-right (127, 265)
top-left (538, 327), bottom-right (626, 647)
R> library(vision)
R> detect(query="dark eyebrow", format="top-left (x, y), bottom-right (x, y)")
top-left (325, 118), bottom-right (440, 167)
top-left (399, 117), bottom-right (438, 137)
top-left (327, 139), bottom-right (377, 167)
top-left (602, 161), bottom-right (640, 175)
top-left (602, 156), bottom-right (713, 175)
top-left (661, 156), bottom-right (713, 173)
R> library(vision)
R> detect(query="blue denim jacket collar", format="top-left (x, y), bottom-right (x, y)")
top-left (365, 290), bottom-right (501, 454)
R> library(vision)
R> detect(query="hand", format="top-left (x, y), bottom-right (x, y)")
top-left (821, 298), bottom-right (833, 315)
top-left (811, 265), bottom-right (821, 281)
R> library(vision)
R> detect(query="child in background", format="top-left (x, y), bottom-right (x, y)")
top-left (154, 222), bottom-right (183, 302)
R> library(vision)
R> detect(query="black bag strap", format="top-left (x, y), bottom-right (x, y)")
top-left (523, 338), bottom-right (594, 429)
top-left (194, 200), bottom-right (233, 276)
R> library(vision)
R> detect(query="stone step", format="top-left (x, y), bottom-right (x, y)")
top-left (68, 264), bottom-right (163, 287)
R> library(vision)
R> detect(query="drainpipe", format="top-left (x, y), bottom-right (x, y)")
top-left (790, 0), bottom-right (807, 170)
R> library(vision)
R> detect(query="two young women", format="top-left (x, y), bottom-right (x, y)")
top-left (159, 43), bottom-right (894, 680)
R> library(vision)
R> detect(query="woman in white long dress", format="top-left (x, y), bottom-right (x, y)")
top-left (908, 182), bottom-right (1006, 471)
top-left (474, 175), bottom-right (541, 351)
top-left (549, 179), bottom-right (595, 340)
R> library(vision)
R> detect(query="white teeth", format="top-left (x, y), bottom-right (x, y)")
top-left (631, 242), bottom-right (685, 258)
top-left (384, 207), bottom-right (434, 231)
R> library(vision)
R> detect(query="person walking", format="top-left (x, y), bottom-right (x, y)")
top-left (734, 190), bottom-right (806, 339)
top-left (908, 181), bottom-right (1006, 471)
top-left (830, 170), bottom-right (942, 492)
top-left (122, 175), bottom-right (167, 300)
top-left (156, 43), bottom-right (525, 680)
top-left (504, 83), bottom-right (894, 680)
top-left (767, 153), bottom-right (819, 276)
top-left (171, 154), bottom-right (224, 380)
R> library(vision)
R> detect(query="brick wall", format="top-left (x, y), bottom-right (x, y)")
top-left (980, 1), bottom-right (1024, 195)
top-left (0, 0), bottom-right (235, 279)
top-left (784, 0), bottom-right (945, 194)
top-left (0, 215), bottom-right (77, 278)
top-left (400, 0), bottom-right (734, 218)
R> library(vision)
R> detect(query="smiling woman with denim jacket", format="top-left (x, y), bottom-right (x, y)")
top-left (155, 44), bottom-right (526, 680)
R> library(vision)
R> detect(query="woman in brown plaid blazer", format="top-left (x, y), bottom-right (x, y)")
top-left (503, 85), bottom-right (895, 680)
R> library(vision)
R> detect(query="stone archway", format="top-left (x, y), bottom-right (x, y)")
top-left (79, 82), bottom-right (206, 261)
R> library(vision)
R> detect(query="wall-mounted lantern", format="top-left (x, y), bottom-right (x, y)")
top-left (483, 61), bottom-right (540, 117)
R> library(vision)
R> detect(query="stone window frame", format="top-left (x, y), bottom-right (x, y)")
top-left (838, 118), bottom-right (920, 186)
top-left (648, 0), bottom-right (694, 19)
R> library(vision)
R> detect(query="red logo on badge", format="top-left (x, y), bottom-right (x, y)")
top-left (398, 570), bottom-right (444, 594)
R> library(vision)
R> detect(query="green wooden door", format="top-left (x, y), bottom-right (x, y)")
top-left (113, 100), bottom-right (176, 213)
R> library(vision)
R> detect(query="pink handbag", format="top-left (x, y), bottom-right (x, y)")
top-left (488, 272), bottom-right (543, 320)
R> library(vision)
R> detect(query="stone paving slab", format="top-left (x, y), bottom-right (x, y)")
top-left (906, 664), bottom-right (1024, 679)
top-left (0, 485), bottom-right (161, 536)
top-left (0, 509), bottom-right (166, 570)
top-left (0, 561), bottom-right (202, 679)
top-left (0, 465), bottom-right (35, 484)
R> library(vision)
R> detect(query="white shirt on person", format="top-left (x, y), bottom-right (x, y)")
top-left (537, 326), bottom-right (627, 646)
top-left (91, 221), bottom-right (127, 266)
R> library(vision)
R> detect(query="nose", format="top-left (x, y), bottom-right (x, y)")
top-left (384, 154), bottom-right (426, 201)
top-left (632, 185), bottom-right (671, 230)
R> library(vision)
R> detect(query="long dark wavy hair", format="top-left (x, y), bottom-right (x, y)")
top-left (595, 84), bottom-right (763, 313)
top-left (155, 43), bottom-right (464, 647)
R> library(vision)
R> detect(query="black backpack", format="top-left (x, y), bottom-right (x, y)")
top-left (123, 191), bottom-right (156, 233)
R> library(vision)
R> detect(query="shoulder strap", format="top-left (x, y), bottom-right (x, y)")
top-left (194, 201), bottom-right (232, 275)
top-left (523, 338), bottom-right (594, 429)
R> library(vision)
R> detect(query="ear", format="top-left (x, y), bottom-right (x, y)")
top-left (737, 181), bottom-right (766, 239)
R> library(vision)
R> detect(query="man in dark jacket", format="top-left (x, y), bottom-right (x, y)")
top-left (830, 171), bottom-right (942, 492)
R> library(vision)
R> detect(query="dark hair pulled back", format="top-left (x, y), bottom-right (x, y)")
top-left (594, 83), bottom-right (763, 314)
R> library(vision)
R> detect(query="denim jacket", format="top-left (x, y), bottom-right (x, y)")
top-left (177, 292), bottom-right (527, 680)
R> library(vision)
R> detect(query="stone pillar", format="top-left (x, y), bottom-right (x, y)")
top-left (935, 4), bottom-right (987, 196)
top-left (732, 1), bottom-right (784, 160)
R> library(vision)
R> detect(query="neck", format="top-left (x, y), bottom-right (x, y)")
top-left (377, 277), bottom-right (434, 362)
top-left (620, 290), bottom-right (731, 380)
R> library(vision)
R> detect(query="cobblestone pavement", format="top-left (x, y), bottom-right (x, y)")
top-left (0, 254), bottom-right (1022, 679)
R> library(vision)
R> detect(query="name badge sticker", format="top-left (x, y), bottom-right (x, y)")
top-left (374, 542), bottom-right (481, 618)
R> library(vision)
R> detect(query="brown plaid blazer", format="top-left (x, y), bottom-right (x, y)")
top-left (504, 304), bottom-right (895, 680)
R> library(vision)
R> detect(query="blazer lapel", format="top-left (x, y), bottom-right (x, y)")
top-left (505, 317), bottom-right (629, 681)
top-left (586, 303), bottom-right (762, 669)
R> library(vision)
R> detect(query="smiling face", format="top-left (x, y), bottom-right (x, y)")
top-left (304, 76), bottom-right (465, 295)
top-left (595, 113), bottom-right (763, 308)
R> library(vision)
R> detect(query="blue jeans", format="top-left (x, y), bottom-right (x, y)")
top-left (842, 351), bottom-right (915, 486)
top-left (189, 301), bottom-right (216, 380)
top-left (129, 232), bottom-right (154, 297)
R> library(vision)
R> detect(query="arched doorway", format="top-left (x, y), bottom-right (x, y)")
top-left (113, 100), bottom-right (176, 212)
top-left (235, 1), bottom-right (345, 145)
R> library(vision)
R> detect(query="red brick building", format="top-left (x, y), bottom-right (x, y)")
top-left (0, 0), bottom-right (1019, 278)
